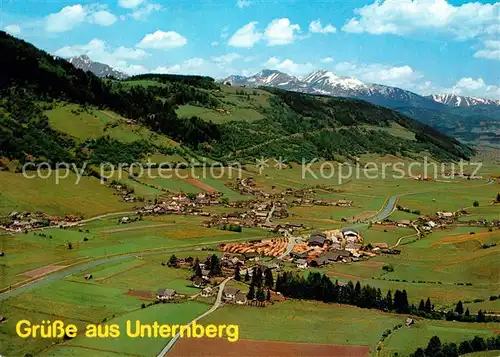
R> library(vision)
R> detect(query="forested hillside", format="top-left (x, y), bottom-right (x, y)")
top-left (0, 31), bottom-right (472, 165)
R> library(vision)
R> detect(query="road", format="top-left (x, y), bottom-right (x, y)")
top-left (156, 277), bottom-right (232, 357)
top-left (277, 231), bottom-right (302, 260)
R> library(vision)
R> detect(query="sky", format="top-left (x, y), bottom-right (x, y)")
top-left (1, 0), bottom-right (499, 99)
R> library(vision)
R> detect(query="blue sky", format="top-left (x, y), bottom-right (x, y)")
top-left (2, 0), bottom-right (499, 99)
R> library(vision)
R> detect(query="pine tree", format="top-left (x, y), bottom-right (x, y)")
top-left (168, 254), bottom-right (178, 267)
top-left (425, 336), bottom-right (442, 356)
top-left (465, 308), bottom-right (470, 317)
top-left (192, 257), bottom-right (200, 271)
top-left (402, 290), bottom-right (409, 313)
top-left (246, 284), bottom-right (255, 300)
top-left (425, 297), bottom-right (432, 312)
top-left (264, 268), bottom-right (274, 289)
top-left (256, 287), bottom-right (266, 302)
top-left (275, 274), bottom-right (282, 291)
top-left (418, 299), bottom-right (425, 311)
top-left (210, 254), bottom-right (221, 275)
top-left (234, 265), bottom-right (241, 281)
top-left (477, 309), bottom-right (486, 322)
top-left (194, 262), bottom-right (202, 278)
top-left (455, 301), bottom-right (464, 315)
top-left (266, 289), bottom-right (271, 301)
top-left (386, 290), bottom-right (393, 310)
top-left (244, 270), bottom-right (250, 282)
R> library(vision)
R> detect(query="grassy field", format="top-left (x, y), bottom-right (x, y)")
top-left (39, 301), bottom-right (210, 357)
top-left (0, 171), bottom-right (132, 216)
top-left (381, 319), bottom-right (498, 357)
top-left (1, 155), bottom-right (499, 357)
top-left (45, 103), bottom-right (175, 147)
top-left (204, 300), bottom-right (403, 349)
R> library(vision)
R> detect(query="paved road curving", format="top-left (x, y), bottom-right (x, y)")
top-left (156, 277), bottom-right (232, 357)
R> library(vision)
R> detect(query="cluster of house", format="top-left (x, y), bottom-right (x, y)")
top-left (109, 182), bottom-right (139, 203)
top-left (202, 199), bottom-right (295, 231)
top-left (291, 198), bottom-right (353, 207)
top-left (137, 192), bottom-right (223, 216)
top-left (222, 286), bottom-right (285, 305)
top-left (287, 228), bottom-right (376, 267)
top-left (228, 178), bottom-right (274, 198)
top-left (1, 211), bottom-right (82, 232)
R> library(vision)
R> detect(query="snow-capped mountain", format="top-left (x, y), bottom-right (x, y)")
top-left (222, 69), bottom-right (444, 110)
top-left (426, 93), bottom-right (500, 107)
top-left (224, 69), bottom-right (302, 89)
top-left (68, 55), bottom-right (128, 79)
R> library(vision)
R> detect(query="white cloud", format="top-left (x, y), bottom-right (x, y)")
top-left (55, 39), bottom-right (149, 75)
top-left (155, 58), bottom-right (206, 75)
top-left (264, 18), bottom-right (301, 46)
top-left (228, 21), bottom-right (262, 48)
top-left (334, 61), bottom-right (423, 88)
top-left (236, 0), bottom-right (251, 8)
top-left (45, 5), bottom-right (87, 32)
top-left (212, 53), bottom-right (243, 64)
top-left (264, 57), bottom-right (315, 76)
top-left (136, 30), bottom-right (187, 49)
top-left (444, 77), bottom-right (500, 100)
top-left (90, 10), bottom-right (118, 26)
top-left (474, 39), bottom-right (500, 61)
top-left (342, 0), bottom-right (500, 41)
top-left (211, 41), bottom-right (220, 47)
top-left (44, 4), bottom-right (119, 32)
top-left (118, 0), bottom-right (143, 9)
top-left (321, 57), bottom-right (334, 63)
top-left (4, 24), bottom-right (21, 35)
top-left (129, 3), bottom-right (162, 20)
top-left (309, 20), bottom-right (336, 34)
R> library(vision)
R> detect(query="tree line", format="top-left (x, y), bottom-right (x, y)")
top-left (275, 271), bottom-right (499, 322)
top-left (405, 335), bottom-right (500, 357)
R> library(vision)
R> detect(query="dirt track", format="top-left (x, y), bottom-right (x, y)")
top-left (170, 338), bottom-right (370, 357)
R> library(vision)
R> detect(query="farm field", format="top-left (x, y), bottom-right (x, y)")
top-left (170, 338), bottom-right (371, 357)
top-left (45, 103), bottom-right (175, 147)
top-left (46, 302), bottom-right (210, 357)
top-left (380, 319), bottom-right (498, 357)
top-left (0, 171), bottom-right (132, 216)
top-left (0, 214), bottom-right (270, 289)
top-left (203, 300), bottom-right (403, 348)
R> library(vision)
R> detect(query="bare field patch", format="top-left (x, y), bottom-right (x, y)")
top-left (22, 265), bottom-right (67, 278)
top-left (170, 338), bottom-right (370, 357)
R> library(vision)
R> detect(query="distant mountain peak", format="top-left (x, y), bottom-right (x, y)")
top-left (221, 68), bottom-right (441, 110)
top-left (67, 55), bottom-right (128, 80)
top-left (427, 93), bottom-right (500, 107)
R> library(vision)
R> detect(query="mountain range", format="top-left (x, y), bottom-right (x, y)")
top-left (223, 69), bottom-right (499, 110)
top-left (426, 93), bottom-right (500, 107)
top-left (67, 55), bottom-right (128, 80)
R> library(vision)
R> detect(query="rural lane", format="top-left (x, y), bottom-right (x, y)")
top-left (156, 277), bottom-right (232, 357)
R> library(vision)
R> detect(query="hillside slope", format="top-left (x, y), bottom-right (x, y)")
top-left (0, 31), bottom-right (472, 164)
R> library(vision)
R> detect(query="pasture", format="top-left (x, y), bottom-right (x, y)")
top-left (203, 300), bottom-right (403, 348)
top-left (380, 319), bottom-right (498, 357)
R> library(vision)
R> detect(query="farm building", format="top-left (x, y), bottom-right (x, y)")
top-left (235, 292), bottom-right (247, 305)
top-left (192, 277), bottom-right (206, 288)
top-left (308, 232), bottom-right (326, 247)
top-left (223, 287), bottom-right (240, 301)
top-left (296, 259), bottom-right (308, 269)
top-left (309, 256), bottom-right (329, 267)
top-left (156, 289), bottom-right (176, 300)
top-left (341, 227), bottom-right (360, 239)
top-left (201, 287), bottom-right (214, 297)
